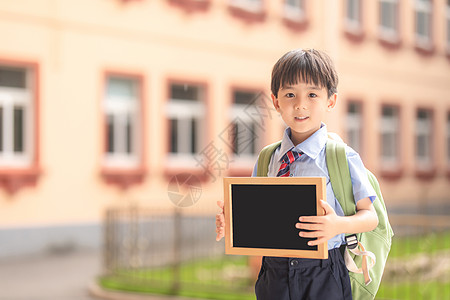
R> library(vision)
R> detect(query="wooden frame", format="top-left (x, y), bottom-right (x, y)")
top-left (223, 177), bottom-right (328, 259)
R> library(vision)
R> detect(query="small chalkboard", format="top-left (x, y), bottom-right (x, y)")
top-left (223, 177), bottom-right (327, 259)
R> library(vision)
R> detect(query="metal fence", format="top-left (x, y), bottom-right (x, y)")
top-left (377, 215), bottom-right (450, 300)
top-left (101, 206), bottom-right (450, 300)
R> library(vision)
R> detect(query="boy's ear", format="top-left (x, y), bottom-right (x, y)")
top-left (327, 93), bottom-right (337, 111)
top-left (271, 94), bottom-right (281, 112)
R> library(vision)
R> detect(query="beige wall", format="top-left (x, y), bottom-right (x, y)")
top-left (335, 0), bottom-right (450, 209)
top-left (0, 0), bottom-right (449, 233)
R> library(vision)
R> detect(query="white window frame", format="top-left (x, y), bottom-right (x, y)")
top-left (415, 109), bottom-right (433, 169)
top-left (0, 67), bottom-right (34, 168)
top-left (229, 0), bottom-right (263, 14)
top-left (166, 84), bottom-right (205, 166)
top-left (345, 0), bottom-right (362, 33)
top-left (414, 0), bottom-right (432, 48)
top-left (346, 102), bottom-right (362, 154)
top-left (379, 0), bottom-right (399, 42)
top-left (103, 77), bottom-right (141, 168)
top-left (380, 106), bottom-right (400, 166)
top-left (283, 0), bottom-right (305, 22)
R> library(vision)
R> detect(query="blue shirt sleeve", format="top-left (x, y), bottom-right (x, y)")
top-left (251, 157), bottom-right (258, 177)
top-left (346, 147), bottom-right (377, 204)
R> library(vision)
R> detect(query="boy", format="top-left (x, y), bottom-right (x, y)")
top-left (216, 49), bottom-right (379, 300)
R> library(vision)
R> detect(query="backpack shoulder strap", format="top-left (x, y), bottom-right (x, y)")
top-left (325, 138), bottom-right (356, 216)
top-left (256, 141), bottom-right (282, 177)
top-left (327, 139), bottom-right (376, 286)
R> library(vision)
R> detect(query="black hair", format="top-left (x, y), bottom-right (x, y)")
top-left (271, 48), bottom-right (338, 98)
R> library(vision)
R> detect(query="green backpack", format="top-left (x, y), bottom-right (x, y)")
top-left (257, 138), bottom-right (394, 300)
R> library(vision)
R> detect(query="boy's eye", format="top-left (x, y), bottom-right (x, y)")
top-left (309, 93), bottom-right (318, 98)
top-left (286, 93), bottom-right (295, 98)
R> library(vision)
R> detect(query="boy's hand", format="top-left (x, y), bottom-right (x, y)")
top-left (295, 200), bottom-right (340, 246)
top-left (215, 201), bottom-right (225, 241)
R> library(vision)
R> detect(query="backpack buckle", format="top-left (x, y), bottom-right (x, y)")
top-left (345, 234), bottom-right (358, 250)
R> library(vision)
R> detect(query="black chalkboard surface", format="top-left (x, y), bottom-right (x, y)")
top-left (223, 177), bottom-right (327, 259)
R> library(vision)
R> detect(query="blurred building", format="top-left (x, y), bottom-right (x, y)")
top-left (0, 0), bottom-right (449, 257)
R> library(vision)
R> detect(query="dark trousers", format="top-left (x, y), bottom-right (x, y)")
top-left (255, 248), bottom-right (352, 300)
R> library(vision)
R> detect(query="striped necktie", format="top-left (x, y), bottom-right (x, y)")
top-left (276, 149), bottom-right (302, 177)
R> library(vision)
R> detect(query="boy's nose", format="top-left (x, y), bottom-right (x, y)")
top-left (294, 99), bottom-right (307, 110)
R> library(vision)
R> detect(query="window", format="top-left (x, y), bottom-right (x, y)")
top-left (345, 0), bottom-right (362, 33)
top-left (104, 76), bottom-right (141, 168)
top-left (229, 0), bottom-right (263, 13)
top-left (380, 105), bottom-right (400, 166)
top-left (283, 0), bottom-right (305, 21)
top-left (167, 0), bottom-right (210, 12)
top-left (379, 0), bottom-right (399, 42)
top-left (446, 0), bottom-right (450, 52)
top-left (346, 102), bottom-right (362, 154)
top-left (414, 0), bottom-right (433, 48)
top-left (229, 90), bottom-right (263, 159)
top-left (416, 109), bottom-right (433, 169)
top-left (167, 83), bottom-right (205, 160)
top-left (0, 66), bottom-right (34, 167)
top-left (447, 112), bottom-right (450, 166)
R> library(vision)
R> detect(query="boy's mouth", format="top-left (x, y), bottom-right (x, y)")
top-left (295, 116), bottom-right (309, 121)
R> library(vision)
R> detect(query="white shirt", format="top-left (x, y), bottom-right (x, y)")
top-left (252, 124), bottom-right (376, 249)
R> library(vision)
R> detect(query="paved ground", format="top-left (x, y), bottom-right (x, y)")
top-left (0, 250), bottom-right (193, 300)
top-left (0, 250), bottom-right (100, 300)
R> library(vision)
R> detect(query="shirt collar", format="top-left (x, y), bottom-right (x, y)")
top-left (276, 123), bottom-right (328, 162)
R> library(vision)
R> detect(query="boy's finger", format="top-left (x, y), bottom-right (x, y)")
top-left (216, 232), bottom-right (224, 241)
top-left (217, 201), bottom-right (224, 211)
top-left (299, 230), bottom-right (321, 238)
top-left (216, 221), bottom-right (224, 229)
top-left (307, 237), bottom-right (326, 246)
top-left (215, 201), bottom-right (225, 242)
top-left (319, 200), bottom-right (333, 215)
top-left (295, 222), bottom-right (320, 231)
top-left (216, 215), bottom-right (224, 224)
top-left (298, 216), bottom-right (321, 223)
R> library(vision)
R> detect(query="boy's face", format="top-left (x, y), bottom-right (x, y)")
top-left (271, 81), bottom-right (336, 145)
